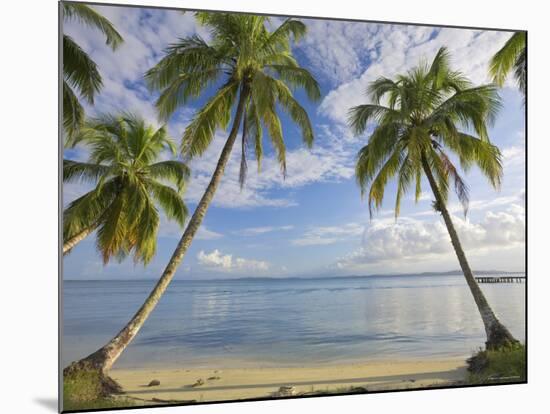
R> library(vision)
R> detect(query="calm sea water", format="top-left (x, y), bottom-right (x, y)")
top-left (62, 276), bottom-right (525, 369)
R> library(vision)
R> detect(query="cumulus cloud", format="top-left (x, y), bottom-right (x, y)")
top-left (197, 249), bottom-right (270, 272)
top-left (184, 124), bottom-right (357, 209)
top-left (298, 21), bottom-right (435, 87)
top-left (292, 222), bottom-right (365, 246)
top-left (335, 205), bottom-right (525, 272)
top-left (502, 146), bottom-right (525, 168)
top-left (317, 25), bottom-right (514, 124)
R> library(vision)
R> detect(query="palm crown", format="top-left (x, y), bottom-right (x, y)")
top-left (490, 32), bottom-right (526, 96)
top-left (62, 2), bottom-right (123, 143)
top-left (145, 13), bottom-right (321, 186)
top-left (63, 114), bottom-right (189, 264)
top-left (349, 47), bottom-right (503, 218)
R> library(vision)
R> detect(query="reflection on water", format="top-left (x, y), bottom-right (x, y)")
top-left (62, 276), bottom-right (525, 368)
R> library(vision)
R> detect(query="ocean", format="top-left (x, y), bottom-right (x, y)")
top-left (62, 275), bottom-right (525, 369)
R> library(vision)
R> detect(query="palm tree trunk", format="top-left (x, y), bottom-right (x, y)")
top-left (420, 154), bottom-right (517, 349)
top-left (63, 84), bottom-right (250, 389)
top-left (63, 226), bottom-right (95, 254)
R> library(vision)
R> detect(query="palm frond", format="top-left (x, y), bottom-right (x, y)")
top-left (154, 70), bottom-right (221, 122)
top-left (181, 80), bottom-right (240, 157)
top-left (63, 80), bottom-right (85, 145)
top-left (147, 160), bottom-right (190, 192)
top-left (270, 77), bottom-right (315, 147)
top-left (265, 18), bottom-right (307, 50)
top-left (426, 85), bottom-right (502, 141)
top-left (63, 2), bottom-right (123, 49)
top-left (63, 179), bottom-right (118, 240)
top-left (367, 145), bottom-right (405, 217)
top-left (147, 180), bottom-right (188, 226)
top-left (490, 32), bottom-right (526, 89)
top-left (63, 35), bottom-right (102, 104)
top-left (348, 104), bottom-right (399, 135)
top-left (266, 65), bottom-right (321, 101)
top-left (435, 148), bottom-right (470, 216)
top-left (63, 159), bottom-right (112, 183)
top-left (239, 110), bottom-right (249, 189)
top-left (245, 100), bottom-right (263, 172)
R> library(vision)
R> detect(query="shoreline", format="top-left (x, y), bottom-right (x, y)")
top-left (111, 357), bottom-right (468, 404)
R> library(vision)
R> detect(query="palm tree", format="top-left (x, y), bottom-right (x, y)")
top-left (63, 13), bottom-right (320, 390)
top-left (348, 47), bottom-right (517, 350)
top-left (62, 2), bottom-right (123, 143)
top-left (63, 114), bottom-right (189, 264)
top-left (490, 32), bottom-right (526, 96)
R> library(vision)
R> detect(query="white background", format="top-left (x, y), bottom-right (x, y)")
top-left (0, 0), bottom-right (547, 413)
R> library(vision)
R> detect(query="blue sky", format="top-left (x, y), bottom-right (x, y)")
top-left (63, 4), bottom-right (525, 280)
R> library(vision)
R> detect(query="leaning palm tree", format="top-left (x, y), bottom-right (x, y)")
top-left (490, 32), bottom-right (526, 96)
top-left (348, 47), bottom-right (517, 350)
top-left (63, 13), bottom-right (320, 392)
top-left (63, 114), bottom-right (189, 264)
top-left (62, 2), bottom-right (123, 143)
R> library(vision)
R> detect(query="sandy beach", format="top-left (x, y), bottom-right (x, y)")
top-left (111, 358), bottom-right (468, 404)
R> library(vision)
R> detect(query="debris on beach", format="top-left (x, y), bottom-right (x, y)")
top-left (147, 379), bottom-right (161, 387)
top-left (191, 378), bottom-right (205, 387)
top-left (207, 376), bottom-right (221, 381)
top-left (273, 386), bottom-right (296, 397)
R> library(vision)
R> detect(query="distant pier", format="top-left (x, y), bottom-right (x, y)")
top-left (474, 275), bottom-right (525, 284)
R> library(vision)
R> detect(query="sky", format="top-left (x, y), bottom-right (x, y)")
top-left (62, 4), bottom-right (526, 280)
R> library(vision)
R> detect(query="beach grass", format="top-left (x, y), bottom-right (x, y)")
top-left (467, 343), bottom-right (526, 384)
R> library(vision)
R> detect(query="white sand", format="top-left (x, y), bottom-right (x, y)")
top-left (111, 358), bottom-right (467, 404)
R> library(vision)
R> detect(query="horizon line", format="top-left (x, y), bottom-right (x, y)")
top-left (64, 269), bottom-right (526, 282)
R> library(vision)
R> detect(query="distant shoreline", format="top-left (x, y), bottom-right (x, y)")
top-left (64, 269), bottom-right (526, 282)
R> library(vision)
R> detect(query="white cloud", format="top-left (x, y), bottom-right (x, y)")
top-left (412, 191), bottom-right (525, 217)
top-left (292, 222), bottom-right (365, 246)
top-left (184, 124), bottom-right (357, 209)
top-left (335, 205), bottom-right (525, 272)
top-left (197, 249), bottom-right (270, 272)
top-left (236, 225), bottom-right (294, 236)
top-left (502, 146), bottom-right (525, 168)
top-left (298, 21), bottom-right (434, 86)
top-left (317, 25), bottom-right (514, 125)
top-left (408, 191), bottom-right (432, 202)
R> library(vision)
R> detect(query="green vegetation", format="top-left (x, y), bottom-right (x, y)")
top-left (63, 370), bottom-right (137, 411)
top-left (348, 47), bottom-right (517, 349)
top-left (490, 32), bottom-right (526, 96)
top-left (62, 2), bottom-right (123, 143)
top-left (63, 114), bottom-right (189, 263)
top-left (467, 343), bottom-right (526, 384)
top-left (146, 13), bottom-right (321, 184)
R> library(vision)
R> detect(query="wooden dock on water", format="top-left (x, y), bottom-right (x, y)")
top-left (474, 275), bottom-right (525, 284)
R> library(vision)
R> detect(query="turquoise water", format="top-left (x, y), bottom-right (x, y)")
top-left (62, 275), bottom-right (525, 369)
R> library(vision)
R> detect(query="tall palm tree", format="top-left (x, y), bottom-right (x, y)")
top-left (63, 13), bottom-right (320, 390)
top-left (490, 32), bottom-right (526, 97)
top-left (62, 2), bottom-right (123, 143)
top-left (348, 47), bottom-right (517, 350)
top-left (63, 114), bottom-right (189, 264)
